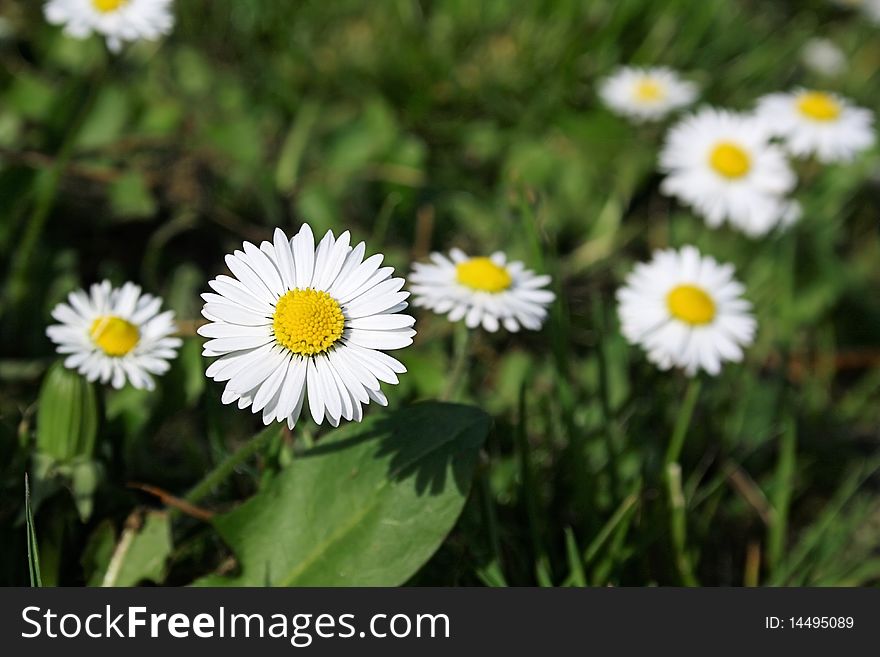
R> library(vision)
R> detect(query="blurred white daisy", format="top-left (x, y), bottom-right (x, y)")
top-left (659, 108), bottom-right (797, 237)
top-left (199, 225), bottom-right (415, 429)
top-left (599, 66), bottom-right (698, 123)
top-left (801, 38), bottom-right (846, 77)
top-left (755, 89), bottom-right (875, 163)
top-left (617, 246), bottom-right (756, 376)
top-left (47, 281), bottom-right (182, 390)
top-left (409, 249), bottom-right (555, 332)
top-left (44, 0), bottom-right (175, 53)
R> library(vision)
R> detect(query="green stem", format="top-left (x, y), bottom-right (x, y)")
top-left (666, 462), bottom-right (698, 586)
top-left (664, 378), bottom-right (701, 467)
top-left (663, 377), bottom-right (701, 586)
top-left (184, 425), bottom-right (280, 506)
top-left (441, 322), bottom-right (472, 401)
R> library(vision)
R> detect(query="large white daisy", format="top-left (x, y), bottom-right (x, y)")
top-left (617, 246), bottom-right (756, 377)
top-left (754, 89), bottom-right (875, 163)
top-left (46, 280), bottom-right (182, 390)
top-left (408, 249), bottom-right (555, 333)
top-left (659, 108), bottom-right (798, 237)
top-left (599, 66), bottom-right (698, 123)
top-left (199, 225), bottom-right (416, 429)
top-left (44, 0), bottom-right (175, 53)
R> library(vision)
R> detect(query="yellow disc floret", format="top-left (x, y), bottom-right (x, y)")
top-left (273, 288), bottom-right (345, 355)
top-left (796, 91), bottom-right (841, 122)
top-left (667, 284), bottom-right (716, 325)
top-left (634, 79), bottom-right (664, 102)
top-left (92, 0), bottom-right (128, 13)
top-left (709, 142), bottom-right (751, 179)
top-left (90, 315), bottom-right (140, 356)
top-left (456, 257), bottom-right (512, 293)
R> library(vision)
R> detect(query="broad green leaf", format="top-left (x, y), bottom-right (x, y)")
top-left (196, 402), bottom-right (490, 586)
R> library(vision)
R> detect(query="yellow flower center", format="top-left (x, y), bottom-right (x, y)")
top-left (92, 0), bottom-right (128, 13)
top-left (90, 316), bottom-right (140, 356)
top-left (634, 79), bottom-right (664, 102)
top-left (456, 257), bottom-right (512, 293)
top-left (272, 288), bottom-right (345, 355)
top-left (709, 141), bottom-right (751, 179)
top-left (796, 91), bottom-right (841, 122)
top-left (666, 284), bottom-right (716, 325)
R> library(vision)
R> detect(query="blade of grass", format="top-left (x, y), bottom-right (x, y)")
top-left (25, 474), bottom-right (42, 587)
top-left (584, 483), bottom-right (640, 565)
top-left (591, 511), bottom-right (635, 586)
top-left (767, 413), bottom-right (796, 574)
top-left (476, 561), bottom-right (508, 587)
top-left (563, 528), bottom-right (587, 587)
top-left (768, 454), bottom-right (880, 586)
top-left (516, 383), bottom-right (549, 582)
top-left (535, 556), bottom-right (554, 587)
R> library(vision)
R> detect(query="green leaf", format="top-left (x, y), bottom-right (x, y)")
top-left (109, 171), bottom-right (157, 220)
top-left (101, 511), bottom-right (172, 587)
top-left (25, 475), bottom-right (42, 588)
top-left (196, 402), bottom-right (490, 586)
top-left (7, 72), bottom-right (56, 121)
top-left (74, 85), bottom-right (129, 150)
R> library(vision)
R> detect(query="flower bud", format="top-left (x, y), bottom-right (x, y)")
top-left (36, 361), bottom-right (99, 461)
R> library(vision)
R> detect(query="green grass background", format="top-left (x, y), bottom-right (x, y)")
top-left (1, 0), bottom-right (879, 586)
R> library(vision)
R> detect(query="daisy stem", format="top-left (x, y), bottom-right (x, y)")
top-left (665, 463), bottom-right (698, 586)
top-left (183, 425), bottom-right (281, 507)
top-left (442, 322), bottom-right (472, 401)
top-left (663, 377), bottom-right (701, 586)
top-left (664, 378), bottom-right (701, 467)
